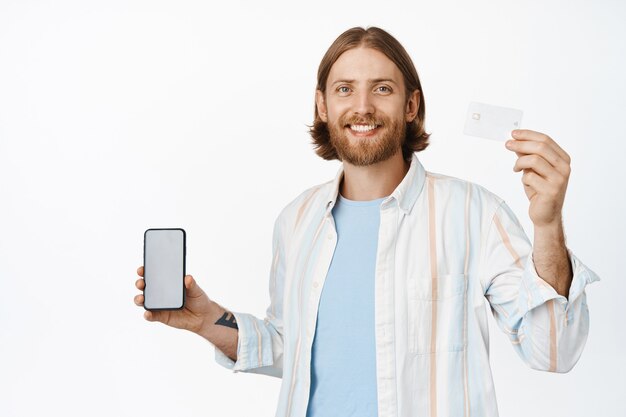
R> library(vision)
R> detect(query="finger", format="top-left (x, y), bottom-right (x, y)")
top-left (523, 169), bottom-right (564, 201)
top-left (513, 154), bottom-right (558, 180)
top-left (134, 294), bottom-right (144, 306)
top-left (185, 274), bottom-right (194, 289)
top-left (510, 130), bottom-right (571, 164)
top-left (522, 169), bottom-right (549, 193)
top-left (137, 266), bottom-right (144, 277)
top-left (184, 274), bottom-right (205, 299)
top-left (135, 278), bottom-right (145, 290)
top-left (144, 310), bottom-right (163, 322)
top-left (506, 139), bottom-right (566, 170)
top-left (522, 178), bottom-right (537, 200)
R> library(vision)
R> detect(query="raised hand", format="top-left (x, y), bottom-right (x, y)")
top-left (505, 129), bottom-right (571, 228)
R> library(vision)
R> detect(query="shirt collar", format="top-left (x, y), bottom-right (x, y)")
top-left (324, 152), bottom-right (427, 216)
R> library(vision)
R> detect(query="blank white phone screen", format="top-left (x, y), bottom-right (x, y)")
top-left (143, 229), bottom-right (185, 310)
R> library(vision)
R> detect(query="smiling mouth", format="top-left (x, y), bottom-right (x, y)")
top-left (346, 124), bottom-right (381, 135)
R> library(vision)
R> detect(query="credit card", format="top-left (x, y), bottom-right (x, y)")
top-left (463, 102), bottom-right (523, 142)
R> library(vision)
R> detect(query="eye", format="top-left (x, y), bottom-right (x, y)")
top-left (376, 85), bottom-right (392, 94)
top-left (337, 86), bottom-right (351, 94)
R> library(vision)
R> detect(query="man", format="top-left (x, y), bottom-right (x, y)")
top-left (134, 27), bottom-right (599, 417)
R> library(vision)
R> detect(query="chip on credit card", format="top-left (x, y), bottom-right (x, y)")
top-left (463, 102), bottom-right (523, 142)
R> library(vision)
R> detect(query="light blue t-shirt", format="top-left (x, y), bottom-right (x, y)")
top-left (306, 193), bottom-right (385, 417)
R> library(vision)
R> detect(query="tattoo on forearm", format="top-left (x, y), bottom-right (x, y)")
top-left (215, 312), bottom-right (238, 330)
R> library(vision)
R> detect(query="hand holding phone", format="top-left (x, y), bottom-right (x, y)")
top-left (134, 229), bottom-right (239, 361)
top-left (134, 267), bottom-right (239, 361)
top-left (134, 266), bottom-right (213, 331)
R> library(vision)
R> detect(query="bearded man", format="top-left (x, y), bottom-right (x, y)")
top-left (134, 26), bottom-right (599, 417)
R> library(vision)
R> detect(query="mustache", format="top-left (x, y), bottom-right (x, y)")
top-left (341, 115), bottom-right (385, 126)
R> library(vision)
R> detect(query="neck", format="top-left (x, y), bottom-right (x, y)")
top-left (339, 149), bottom-right (410, 201)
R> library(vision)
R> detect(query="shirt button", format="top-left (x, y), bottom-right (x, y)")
top-left (313, 282), bottom-right (319, 288)
top-left (327, 234), bottom-right (333, 240)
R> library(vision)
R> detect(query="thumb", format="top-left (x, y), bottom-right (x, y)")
top-left (184, 274), bottom-right (205, 298)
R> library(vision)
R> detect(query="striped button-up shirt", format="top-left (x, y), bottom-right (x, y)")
top-left (215, 153), bottom-right (600, 417)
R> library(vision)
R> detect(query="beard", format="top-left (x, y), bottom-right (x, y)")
top-left (327, 112), bottom-right (406, 166)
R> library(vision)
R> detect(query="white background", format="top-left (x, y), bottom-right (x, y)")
top-left (1, 0), bottom-right (623, 416)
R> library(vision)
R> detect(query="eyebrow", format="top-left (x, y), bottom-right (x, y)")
top-left (331, 78), bottom-right (398, 86)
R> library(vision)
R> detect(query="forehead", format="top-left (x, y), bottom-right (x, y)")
top-left (327, 46), bottom-right (404, 87)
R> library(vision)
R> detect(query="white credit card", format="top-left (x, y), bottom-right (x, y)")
top-left (463, 102), bottom-right (523, 142)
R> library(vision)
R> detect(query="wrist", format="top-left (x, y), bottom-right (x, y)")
top-left (534, 218), bottom-right (564, 241)
top-left (196, 301), bottom-right (226, 341)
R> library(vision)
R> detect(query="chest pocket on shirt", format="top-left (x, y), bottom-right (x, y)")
top-left (407, 273), bottom-right (467, 355)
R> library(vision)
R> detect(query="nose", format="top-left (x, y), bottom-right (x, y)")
top-left (353, 91), bottom-right (375, 116)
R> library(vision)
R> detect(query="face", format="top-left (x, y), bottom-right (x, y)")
top-left (316, 47), bottom-right (419, 166)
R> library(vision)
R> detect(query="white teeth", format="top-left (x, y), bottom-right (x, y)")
top-left (350, 124), bottom-right (378, 132)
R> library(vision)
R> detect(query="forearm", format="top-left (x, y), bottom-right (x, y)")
top-left (532, 219), bottom-right (573, 298)
top-left (197, 301), bottom-right (239, 362)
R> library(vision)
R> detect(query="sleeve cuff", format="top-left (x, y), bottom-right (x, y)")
top-left (520, 248), bottom-right (600, 315)
top-left (213, 311), bottom-right (275, 372)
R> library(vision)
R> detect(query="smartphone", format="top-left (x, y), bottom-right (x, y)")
top-left (143, 228), bottom-right (186, 310)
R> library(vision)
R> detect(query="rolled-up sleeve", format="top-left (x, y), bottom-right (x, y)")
top-left (214, 215), bottom-right (287, 378)
top-left (481, 201), bottom-right (600, 373)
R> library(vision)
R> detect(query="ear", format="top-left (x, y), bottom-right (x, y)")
top-left (315, 90), bottom-right (328, 122)
top-left (405, 89), bottom-right (420, 123)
